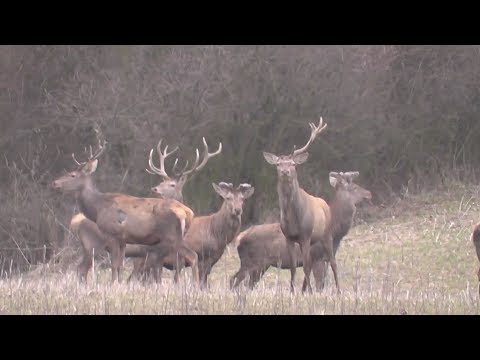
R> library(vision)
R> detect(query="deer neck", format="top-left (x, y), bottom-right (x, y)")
top-left (277, 176), bottom-right (305, 237)
top-left (329, 191), bottom-right (356, 250)
top-left (77, 177), bottom-right (103, 223)
top-left (211, 203), bottom-right (241, 246)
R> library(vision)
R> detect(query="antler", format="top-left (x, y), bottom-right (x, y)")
top-left (342, 171), bottom-right (360, 183)
top-left (175, 137), bottom-right (222, 178)
top-left (146, 139), bottom-right (179, 179)
top-left (292, 116), bottom-right (327, 156)
top-left (72, 124), bottom-right (107, 168)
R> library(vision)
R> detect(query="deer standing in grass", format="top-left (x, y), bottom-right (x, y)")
top-left (129, 182), bottom-right (254, 288)
top-left (126, 137), bottom-right (223, 283)
top-left (231, 171), bottom-right (371, 290)
top-left (471, 222), bottom-right (480, 295)
top-left (52, 130), bottom-right (199, 284)
top-left (263, 116), bottom-right (339, 293)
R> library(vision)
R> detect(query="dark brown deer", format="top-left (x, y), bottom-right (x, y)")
top-left (52, 130), bottom-right (199, 283)
top-left (262, 116), bottom-right (338, 293)
top-left (128, 182), bottom-right (254, 288)
top-left (471, 222), bottom-right (480, 295)
top-left (231, 171), bottom-right (371, 290)
top-left (126, 137), bottom-right (222, 282)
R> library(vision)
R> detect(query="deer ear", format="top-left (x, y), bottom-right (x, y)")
top-left (212, 183), bottom-right (229, 199)
top-left (293, 152), bottom-right (309, 165)
top-left (263, 152), bottom-right (279, 165)
top-left (329, 173), bottom-right (338, 188)
top-left (82, 159), bottom-right (98, 175)
top-left (239, 184), bottom-right (255, 199)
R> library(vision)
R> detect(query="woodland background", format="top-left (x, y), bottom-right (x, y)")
top-left (1, 45), bottom-right (480, 271)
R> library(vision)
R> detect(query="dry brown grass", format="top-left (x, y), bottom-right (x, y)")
top-left (1, 180), bottom-right (479, 314)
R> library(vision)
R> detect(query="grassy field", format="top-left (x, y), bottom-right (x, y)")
top-left (1, 181), bottom-right (479, 315)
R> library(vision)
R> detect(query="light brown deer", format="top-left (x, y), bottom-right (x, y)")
top-left (128, 182), bottom-right (254, 288)
top-left (126, 137), bottom-right (222, 282)
top-left (262, 116), bottom-right (338, 293)
top-left (147, 137), bottom-right (222, 203)
top-left (471, 222), bottom-right (480, 295)
top-left (231, 171), bottom-right (371, 290)
top-left (52, 130), bottom-right (199, 283)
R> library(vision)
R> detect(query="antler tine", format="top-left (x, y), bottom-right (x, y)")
top-left (171, 158), bottom-right (180, 174)
top-left (343, 171), bottom-right (360, 183)
top-left (173, 158), bottom-right (191, 177)
top-left (177, 148), bottom-right (200, 177)
top-left (72, 153), bottom-right (86, 167)
top-left (147, 148), bottom-right (169, 179)
top-left (292, 116), bottom-right (328, 156)
top-left (193, 137), bottom-right (222, 172)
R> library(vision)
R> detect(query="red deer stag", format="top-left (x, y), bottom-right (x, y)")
top-left (471, 222), bottom-right (480, 295)
top-left (128, 182), bottom-right (254, 288)
top-left (52, 130), bottom-right (199, 283)
top-left (147, 137), bottom-right (222, 202)
top-left (231, 171), bottom-right (371, 290)
top-left (126, 137), bottom-right (222, 282)
top-left (262, 116), bottom-right (339, 293)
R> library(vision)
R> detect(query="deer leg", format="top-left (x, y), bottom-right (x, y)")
top-left (477, 267), bottom-right (480, 296)
top-left (301, 240), bottom-right (313, 294)
top-left (230, 267), bottom-right (247, 289)
top-left (200, 262), bottom-right (213, 289)
top-left (329, 257), bottom-right (341, 294)
top-left (176, 245), bottom-right (199, 285)
top-left (286, 240), bottom-right (296, 293)
top-left (110, 241), bottom-right (121, 283)
top-left (312, 260), bottom-right (327, 292)
top-left (116, 242), bottom-right (126, 283)
top-left (78, 248), bottom-right (93, 283)
top-left (248, 266), bottom-right (269, 289)
top-left (128, 256), bottom-right (145, 283)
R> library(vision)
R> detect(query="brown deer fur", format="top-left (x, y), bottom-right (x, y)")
top-left (128, 182), bottom-right (254, 287)
top-left (52, 136), bottom-right (198, 284)
top-left (231, 171), bottom-right (371, 291)
top-left (471, 222), bottom-right (480, 295)
top-left (263, 116), bottom-right (338, 293)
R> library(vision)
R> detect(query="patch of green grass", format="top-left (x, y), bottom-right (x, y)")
top-left (0, 182), bottom-right (479, 314)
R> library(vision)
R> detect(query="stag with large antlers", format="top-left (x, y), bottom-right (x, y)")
top-left (52, 128), bottom-right (199, 283)
top-left (126, 137), bottom-right (222, 282)
top-left (263, 116), bottom-right (340, 293)
top-left (146, 137), bottom-right (222, 202)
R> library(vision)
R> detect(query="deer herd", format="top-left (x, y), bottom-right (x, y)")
top-left (52, 117), bottom-right (480, 295)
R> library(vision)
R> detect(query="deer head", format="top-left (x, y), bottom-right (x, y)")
top-left (52, 127), bottom-right (107, 192)
top-left (212, 182), bottom-right (255, 218)
top-left (147, 137), bottom-right (222, 202)
top-left (329, 171), bottom-right (372, 205)
top-left (263, 116), bottom-right (327, 184)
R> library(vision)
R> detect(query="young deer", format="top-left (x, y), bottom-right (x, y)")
top-left (263, 116), bottom-right (338, 293)
top-left (52, 130), bottom-right (199, 283)
top-left (231, 171), bottom-right (371, 290)
top-left (129, 182), bottom-right (254, 288)
top-left (126, 137), bottom-right (222, 282)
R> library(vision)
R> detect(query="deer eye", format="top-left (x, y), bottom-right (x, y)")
top-left (170, 184), bottom-right (175, 187)
top-left (70, 174), bottom-right (76, 178)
